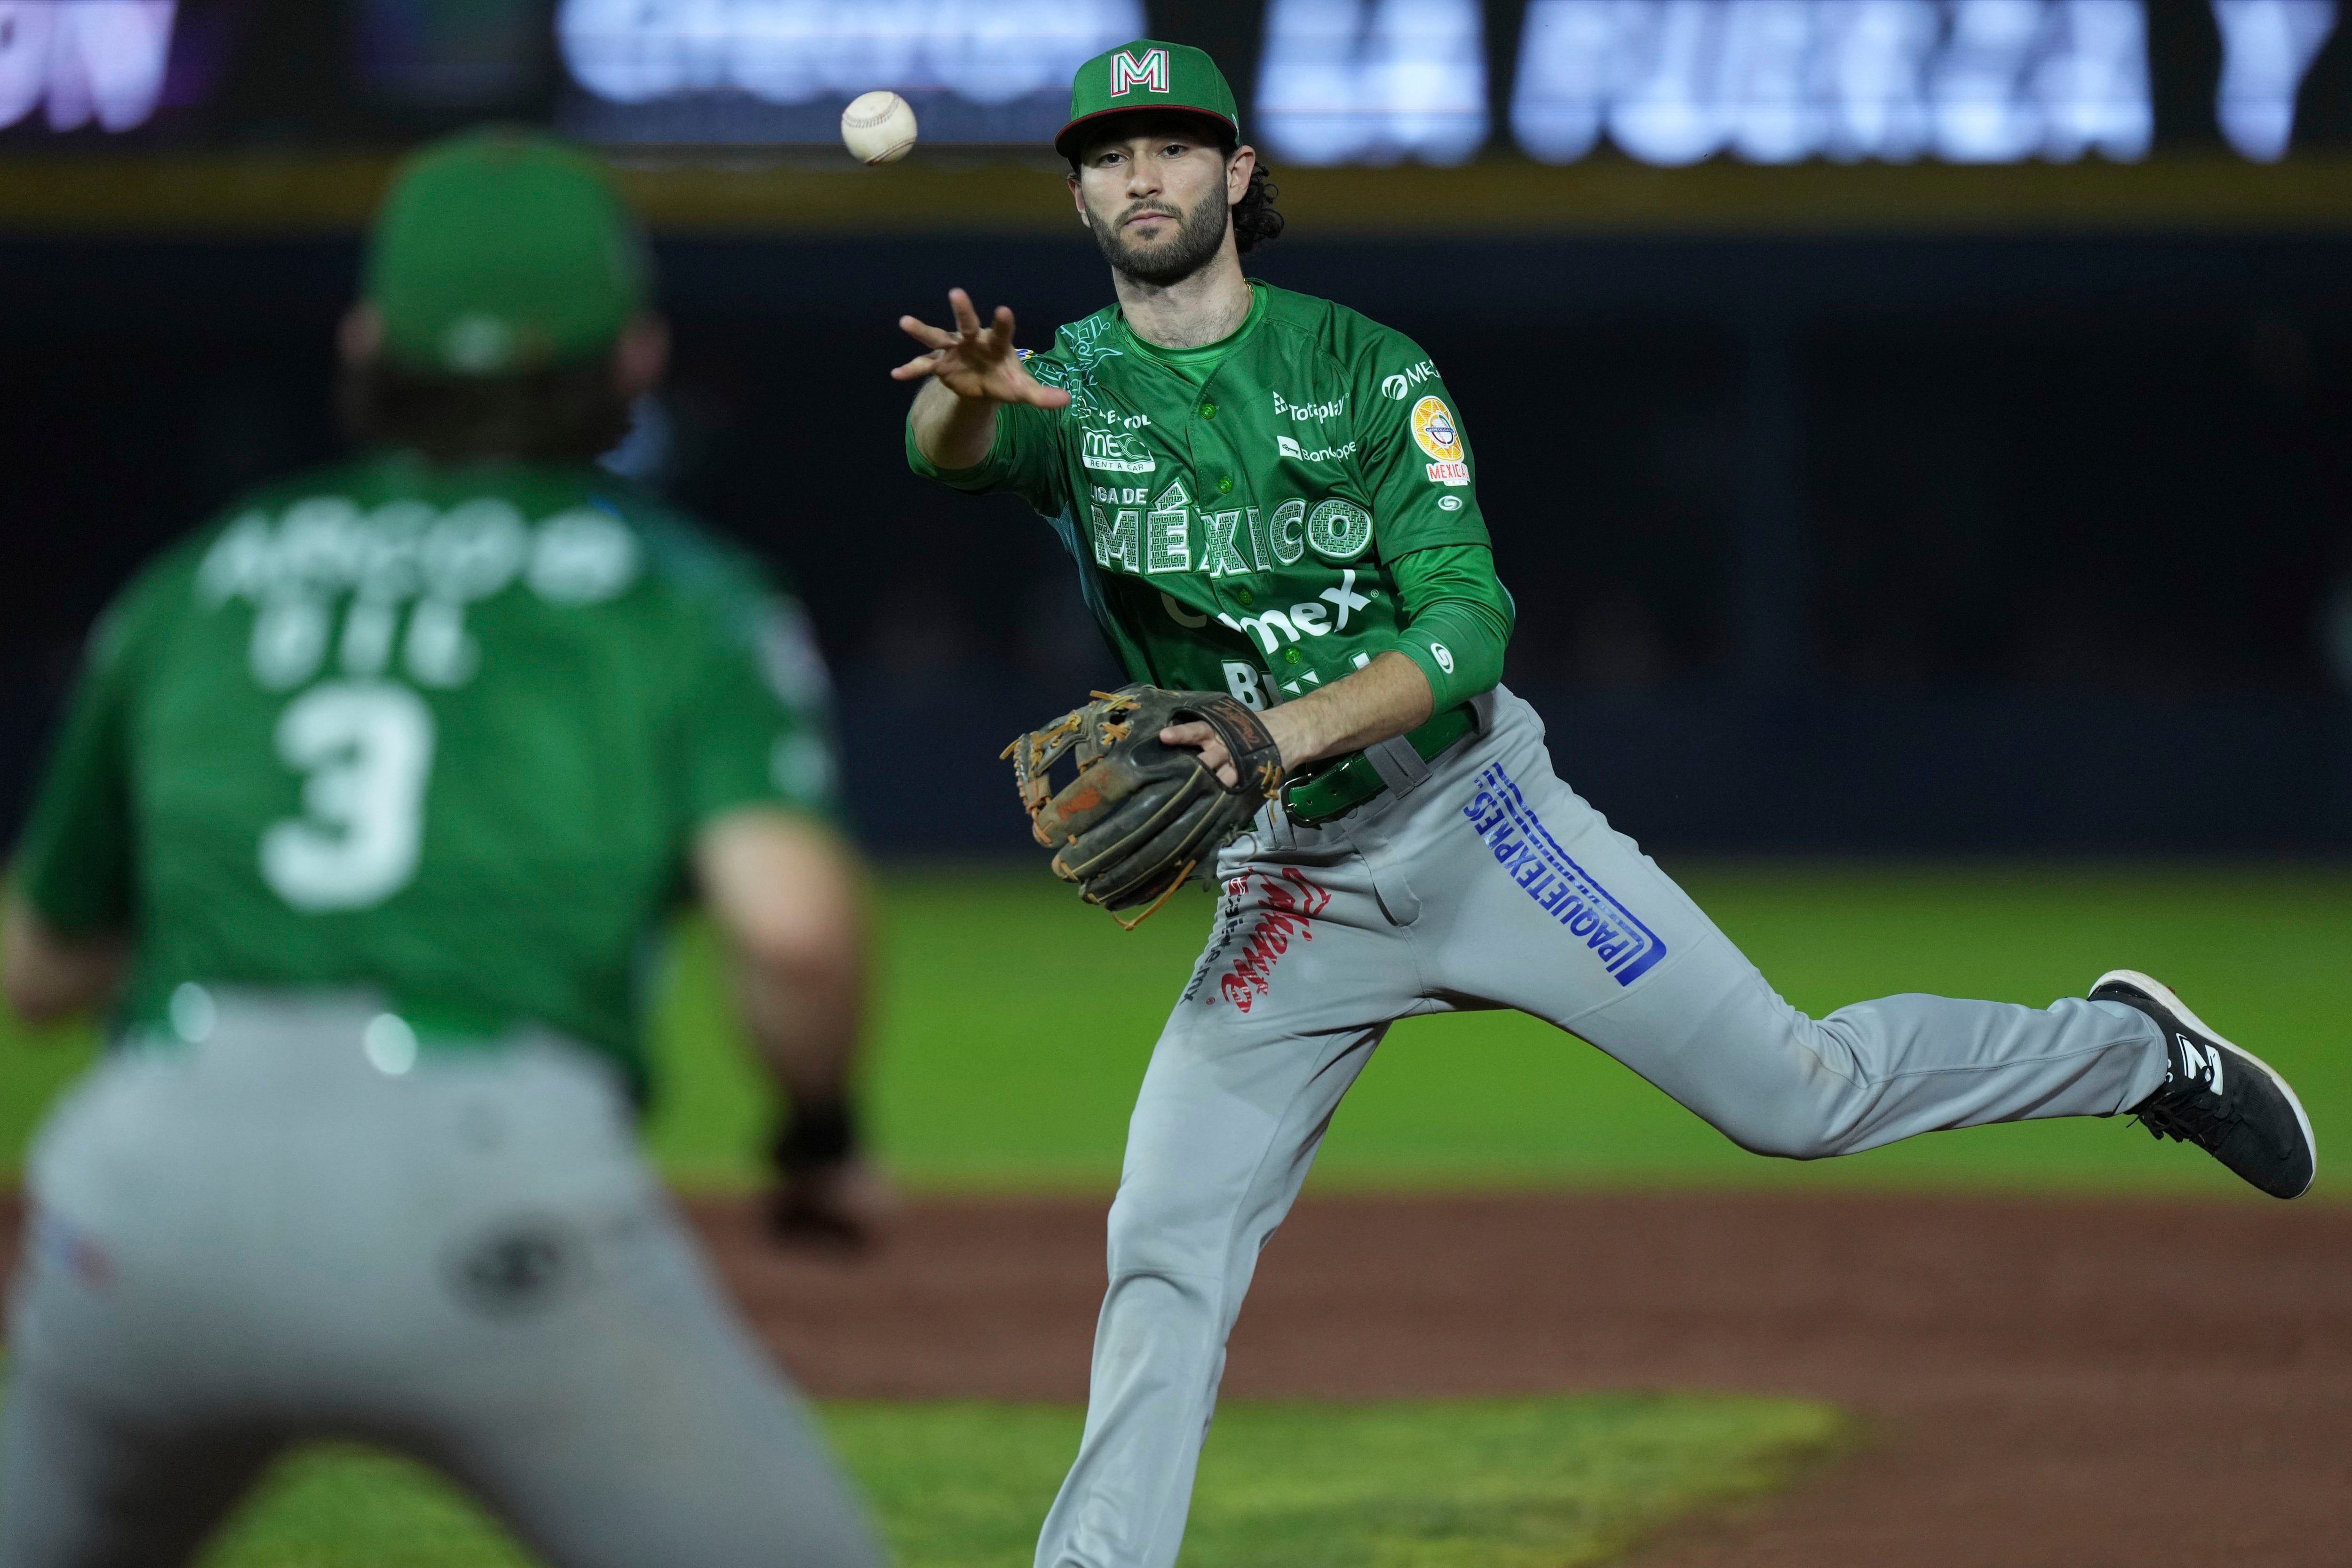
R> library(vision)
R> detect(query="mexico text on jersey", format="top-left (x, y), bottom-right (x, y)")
top-left (913, 283), bottom-right (1492, 710)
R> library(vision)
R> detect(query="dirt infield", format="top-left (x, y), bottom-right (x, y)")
top-left (695, 1192), bottom-right (2352, 1567)
top-left (2, 1190), bottom-right (2343, 1562)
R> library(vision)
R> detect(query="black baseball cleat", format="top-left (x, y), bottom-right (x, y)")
top-left (2095, 969), bottom-right (2316, 1200)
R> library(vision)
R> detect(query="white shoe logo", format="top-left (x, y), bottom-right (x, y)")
top-left (2178, 1035), bottom-right (2223, 1093)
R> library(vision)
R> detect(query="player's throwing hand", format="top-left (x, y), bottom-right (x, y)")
top-left (893, 288), bottom-right (1072, 408)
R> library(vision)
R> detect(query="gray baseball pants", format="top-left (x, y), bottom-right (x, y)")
top-left (0, 996), bottom-right (882, 1568)
top-left (1034, 685), bottom-right (2169, 1568)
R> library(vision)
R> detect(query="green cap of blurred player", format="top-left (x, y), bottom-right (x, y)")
top-left (365, 127), bottom-right (650, 377)
top-left (1055, 40), bottom-right (1240, 159)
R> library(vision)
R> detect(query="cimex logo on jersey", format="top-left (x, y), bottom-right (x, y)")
top-left (1381, 360), bottom-right (1436, 400)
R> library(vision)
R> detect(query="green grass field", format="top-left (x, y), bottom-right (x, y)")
top-left (649, 860), bottom-right (2349, 1196)
top-left (199, 1396), bottom-right (1844, 1568)
top-left (1, 861), bottom-right (2336, 1564)
top-left (4, 862), bottom-right (2346, 1196)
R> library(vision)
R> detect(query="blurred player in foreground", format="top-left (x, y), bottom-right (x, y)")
top-left (898, 39), bottom-right (2321, 1568)
top-left (0, 129), bottom-right (883, 1568)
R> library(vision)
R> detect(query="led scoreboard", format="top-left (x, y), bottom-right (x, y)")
top-left (0, 0), bottom-right (180, 135)
top-left (555, 0), bottom-right (1148, 143)
top-left (0, 0), bottom-right (2340, 166)
top-left (1255, 0), bottom-right (2337, 165)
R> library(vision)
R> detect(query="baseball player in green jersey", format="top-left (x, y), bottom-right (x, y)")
top-left (899, 40), bottom-right (2322, 1568)
top-left (0, 131), bottom-right (883, 1568)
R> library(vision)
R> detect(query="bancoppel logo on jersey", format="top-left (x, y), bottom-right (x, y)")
top-left (1410, 396), bottom-right (1468, 485)
top-left (1381, 360), bottom-right (1436, 400)
top-left (1276, 434), bottom-right (1357, 462)
top-left (1081, 428), bottom-right (1156, 474)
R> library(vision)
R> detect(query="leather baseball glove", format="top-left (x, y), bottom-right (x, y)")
top-left (1004, 684), bottom-right (1285, 927)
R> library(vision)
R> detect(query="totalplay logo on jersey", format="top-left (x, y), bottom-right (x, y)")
top-left (1410, 396), bottom-right (1468, 485)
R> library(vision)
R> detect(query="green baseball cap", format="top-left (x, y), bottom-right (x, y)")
top-left (1055, 40), bottom-right (1240, 159)
top-left (365, 127), bottom-right (650, 377)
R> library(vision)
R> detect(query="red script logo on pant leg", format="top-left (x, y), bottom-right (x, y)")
top-left (1190, 868), bottom-right (1332, 1013)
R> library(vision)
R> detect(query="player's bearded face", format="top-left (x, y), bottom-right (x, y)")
top-left (1080, 155), bottom-right (1233, 287)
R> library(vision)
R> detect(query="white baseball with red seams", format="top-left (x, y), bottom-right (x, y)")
top-left (840, 90), bottom-right (917, 164)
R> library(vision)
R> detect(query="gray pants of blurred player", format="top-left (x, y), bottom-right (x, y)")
top-left (1034, 685), bottom-right (2171, 1568)
top-left (0, 996), bottom-right (882, 1568)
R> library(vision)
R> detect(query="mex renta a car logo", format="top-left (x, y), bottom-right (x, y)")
top-left (1110, 48), bottom-right (1170, 95)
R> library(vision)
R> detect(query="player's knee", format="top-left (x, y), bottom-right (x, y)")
top-left (1720, 1122), bottom-right (1844, 1162)
top-left (1701, 1089), bottom-right (1855, 1161)
top-left (1103, 1178), bottom-right (1239, 1281)
top-left (1700, 1016), bottom-right (1876, 1160)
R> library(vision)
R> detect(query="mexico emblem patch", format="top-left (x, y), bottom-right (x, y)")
top-left (1411, 396), bottom-right (1469, 486)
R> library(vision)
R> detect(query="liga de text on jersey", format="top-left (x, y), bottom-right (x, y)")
top-left (911, 283), bottom-right (1490, 710)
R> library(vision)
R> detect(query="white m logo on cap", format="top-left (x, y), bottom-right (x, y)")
top-left (1111, 48), bottom-right (1169, 96)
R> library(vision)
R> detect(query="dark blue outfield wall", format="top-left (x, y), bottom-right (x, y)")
top-left (839, 673), bottom-right (2352, 855)
top-left (697, 228), bottom-right (2352, 854)
top-left (3, 230), bottom-right (2352, 855)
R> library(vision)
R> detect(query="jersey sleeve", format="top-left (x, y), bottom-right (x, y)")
top-left (671, 554), bottom-right (841, 829)
top-left (1349, 327), bottom-right (1494, 559)
top-left (1389, 542), bottom-right (1515, 711)
top-left (10, 571), bottom-right (170, 935)
top-left (903, 361), bottom-right (1073, 518)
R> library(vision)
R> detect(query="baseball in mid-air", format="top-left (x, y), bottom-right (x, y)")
top-left (841, 91), bottom-right (917, 165)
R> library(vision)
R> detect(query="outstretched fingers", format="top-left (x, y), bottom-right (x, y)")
top-left (891, 290), bottom-right (1068, 404)
top-left (888, 348), bottom-right (945, 381)
top-left (898, 314), bottom-right (958, 350)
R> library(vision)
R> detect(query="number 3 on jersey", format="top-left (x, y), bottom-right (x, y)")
top-left (260, 681), bottom-right (436, 912)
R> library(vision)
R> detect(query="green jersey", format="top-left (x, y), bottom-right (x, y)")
top-left (910, 282), bottom-right (1495, 711)
top-left (11, 452), bottom-right (836, 1090)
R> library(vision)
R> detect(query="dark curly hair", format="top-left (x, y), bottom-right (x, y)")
top-left (1230, 157), bottom-right (1285, 253)
top-left (339, 355), bottom-right (633, 465)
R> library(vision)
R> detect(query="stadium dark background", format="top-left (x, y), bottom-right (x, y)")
top-left (2, 0), bottom-right (2350, 856)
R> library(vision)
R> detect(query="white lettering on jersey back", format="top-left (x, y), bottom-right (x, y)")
top-left (260, 680), bottom-right (436, 913)
top-left (198, 497), bottom-right (649, 692)
top-left (529, 510), bottom-right (643, 603)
